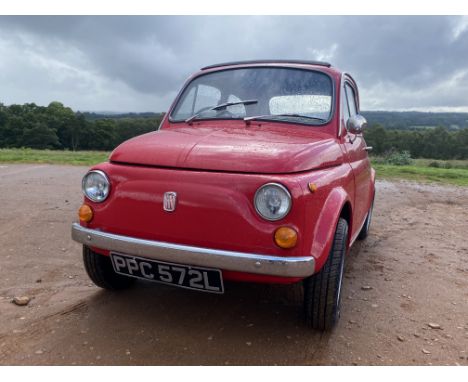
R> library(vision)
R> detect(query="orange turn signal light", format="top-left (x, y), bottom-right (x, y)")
top-left (308, 182), bottom-right (318, 193)
top-left (78, 204), bottom-right (93, 223)
top-left (274, 227), bottom-right (298, 249)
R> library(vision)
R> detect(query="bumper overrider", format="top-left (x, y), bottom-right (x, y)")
top-left (71, 223), bottom-right (315, 278)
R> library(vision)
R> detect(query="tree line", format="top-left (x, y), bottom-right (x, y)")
top-left (362, 111), bottom-right (468, 130)
top-left (363, 124), bottom-right (468, 159)
top-left (0, 102), bottom-right (163, 151)
top-left (1, 101), bottom-right (468, 160)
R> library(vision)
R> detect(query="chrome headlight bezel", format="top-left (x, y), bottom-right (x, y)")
top-left (82, 170), bottom-right (110, 203)
top-left (254, 182), bottom-right (292, 221)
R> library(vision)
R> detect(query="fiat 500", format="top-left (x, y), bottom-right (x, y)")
top-left (72, 60), bottom-right (375, 331)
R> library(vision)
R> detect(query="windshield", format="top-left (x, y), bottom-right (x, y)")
top-left (170, 67), bottom-right (333, 125)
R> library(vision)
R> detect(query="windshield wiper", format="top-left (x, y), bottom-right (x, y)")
top-left (244, 113), bottom-right (327, 125)
top-left (185, 99), bottom-right (258, 124)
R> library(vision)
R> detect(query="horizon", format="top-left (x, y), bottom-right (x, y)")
top-left (3, 100), bottom-right (468, 116)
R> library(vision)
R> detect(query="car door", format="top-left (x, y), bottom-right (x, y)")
top-left (341, 78), bottom-right (372, 237)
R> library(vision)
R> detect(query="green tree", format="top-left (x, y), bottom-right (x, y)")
top-left (454, 128), bottom-right (468, 159)
top-left (22, 122), bottom-right (60, 149)
top-left (80, 119), bottom-right (117, 150)
top-left (363, 124), bottom-right (388, 154)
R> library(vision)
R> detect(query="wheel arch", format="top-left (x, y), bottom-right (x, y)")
top-left (309, 187), bottom-right (353, 272)
top-left (339, 200), bottom-right (353, 248)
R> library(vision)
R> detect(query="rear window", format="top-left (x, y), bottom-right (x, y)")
top-left (269, 95), bottom-right (331, 118)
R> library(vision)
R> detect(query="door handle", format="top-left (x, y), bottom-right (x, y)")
top-left (363, 146), bottom-right (373, 151)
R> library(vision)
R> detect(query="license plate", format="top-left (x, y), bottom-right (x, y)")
top-left (110, 253), bottom-right (224, 294)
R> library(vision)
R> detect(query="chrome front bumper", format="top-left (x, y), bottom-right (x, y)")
top-left (71, 223), bottom-right (315, 278)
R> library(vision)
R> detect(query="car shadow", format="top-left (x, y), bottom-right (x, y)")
top-left (68, 245), bottom-right (366, 365)
top-left (73, 276), bottom-right (335, 365)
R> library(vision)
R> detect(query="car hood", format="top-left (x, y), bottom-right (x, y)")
top-left (110, 125), bottom-right (343, 174)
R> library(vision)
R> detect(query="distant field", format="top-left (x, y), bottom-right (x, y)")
top-left (372, 164), bottom-right (468, 186)
top-left (1, 148), bottom-right (468, 186)
top-left (409, 158), bottom-right (468, 170)
top-left (371, 157), bottom-right (468, 186)
top-left (0, 148), bottom-right (109, 166)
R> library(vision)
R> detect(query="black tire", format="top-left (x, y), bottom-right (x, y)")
top-left (83, 246), bottom-right (135, 290)
top-left (357, 192), bottom-right (375, 241)
top-left (303, 218), bottom-right (348, 331)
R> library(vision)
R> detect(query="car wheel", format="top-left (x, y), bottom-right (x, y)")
top-left (83, 246), bottom-right (135, 290)
top-left (357, 192), bottom-right (375, 240)
top-left (303, 217), bottom-right (348, 331)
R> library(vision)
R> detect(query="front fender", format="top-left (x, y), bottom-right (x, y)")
top-left (310, 187), bottom-right (351, 272)
top-left (371, 166), bottom-right (376, 185)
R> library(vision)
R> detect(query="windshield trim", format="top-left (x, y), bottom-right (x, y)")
top-left (168, 66), bottom-right (336, 126)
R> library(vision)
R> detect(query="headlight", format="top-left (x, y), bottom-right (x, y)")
top-left (82, 170), bottom-right (110, 202)
top-left (254, 183), bottom-right (292, 221)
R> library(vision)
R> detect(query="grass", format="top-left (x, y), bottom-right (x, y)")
top-left (410, 158), bottom-right (468, 170)
top-left (0, 148), bottom-right (110, 166)
top-left (371, 159), bottom-right (468, 187)
top-left (1, 148), bottom-right (468, 187)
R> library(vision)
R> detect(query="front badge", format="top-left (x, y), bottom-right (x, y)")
top-left (163, 191), bottom-right (177, 212)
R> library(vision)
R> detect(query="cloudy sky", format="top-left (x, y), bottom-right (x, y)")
top-left (0, 16), bottom-right (468, 113)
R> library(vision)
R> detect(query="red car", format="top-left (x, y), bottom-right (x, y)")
top-left (72, 60), bottom-right (375, 330)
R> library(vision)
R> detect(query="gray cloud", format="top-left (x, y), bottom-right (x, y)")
top-left (0, 16), bottom-right (467, 112)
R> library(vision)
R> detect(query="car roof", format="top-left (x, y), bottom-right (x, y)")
top-left (200, 59), bottom-right (332, 71)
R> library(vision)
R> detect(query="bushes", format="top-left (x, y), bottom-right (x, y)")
top-left (381, 150), bottom-right (413, 166)
top-left (428, 160), bottom-right (453, 169)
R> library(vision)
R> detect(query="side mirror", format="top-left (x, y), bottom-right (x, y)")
top-left (346, 115), bottom-right (368, 135)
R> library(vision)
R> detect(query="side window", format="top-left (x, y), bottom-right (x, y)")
top-left (342, 88), bottom-right (351, 123)
top-left (345, 84), bottom-right (358, 117)
top-left (193, 84), bottom-right (221, 114)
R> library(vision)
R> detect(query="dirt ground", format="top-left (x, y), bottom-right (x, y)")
top-left (0, 164), bottom-right (467, 366)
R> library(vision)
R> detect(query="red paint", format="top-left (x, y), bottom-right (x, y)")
top-left (82, 62), bottom-right (375, 284)
top-left (110, 124), bottom-right (343, 174)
